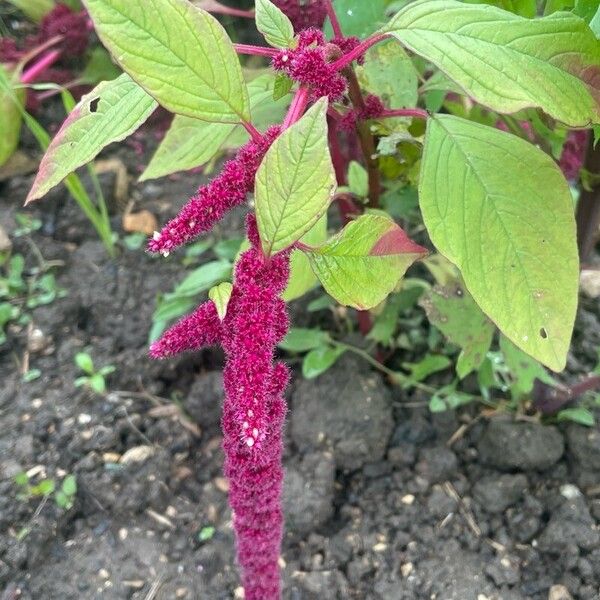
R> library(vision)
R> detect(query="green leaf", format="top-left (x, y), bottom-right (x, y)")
top-left (500, 334), bottom-right (555, 397)
top-left (557, 407), bottom-right (595, 426)
top-left (82, 0), bottom-right (250, 123)
top-left (402, 354), bottom-right (451, 383)
top-left (198, 526), bottom-right (215, 541)
top-left (419, 278), bottom-right (495, 378)
top-left (61, 475), bottom-right (77, 496)
top-left (255, 0), bottom-right (295, 48)
top-left (214, 238), bottom-right (244, 261)
top-left (89, 373), bottom-right (107, 394)
top-left (26, 74), bottom-right (157, 202)
top-left (255, 98), bottom-right (335, 256)
top-left (140, 74), bottom-right (288, 181)
top-left (356, 40), bottom-right (418, 111)
top-left (368, 285), bottom-right (424, 344)
top-left (173, 260), bottom-right (232, 297)
top-left (208, 281), bottom-right (233, 320)
top-left (279, 328), bottom-right (330, 352)
top-left (75, 352), bottom-right (95, 375)
top-left (14, 472), bottom-right (28, 487)
top-left (80, 47), bottom-right (122, 85)
top-left (591, 6), bottom-right (600, 38)
top-left (0, 66), bottom-right (25, 167)
top-left (348, 161), bottom-right (369, 197)
top-left (283, 214), bottom-right (328, 302)
top-left (463, 0), bottom-right (536, 18)
top-left (419, 115), bottom-right (578, 371)
top-left (325, 0), bottom-right (387, 37)
top-left (273, 74), bottom-right (293, 101)
top-left (33, 479), bottom-right (55, 496)
top-left (22, 369), bottom-right (42, 383)
top-left (379, 0), bottom-right (600, 127)
top-left (305, 214), bottom-right (427, 310)
top-left (153, 296), bottom-right (196, 323)
top-left (6, 0), bottom-right (54, 22)
top-left (302, 345), bottom-right (346, 379)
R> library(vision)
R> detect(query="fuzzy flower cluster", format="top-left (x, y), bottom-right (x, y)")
top-left (273, 0), bottom-right (328, 31)
top-left (148, 126), bottom-right (280, 255)
top-left (272, 28), bottom-right (347, 100)
top-left (559, 129), bottom-right (588, 181)
top-left (340, 93), bottom-right (386, 131)
top-left (151, 215), bottom-right (290, 600)
top-left (0, 3), bottom-right (89, 64)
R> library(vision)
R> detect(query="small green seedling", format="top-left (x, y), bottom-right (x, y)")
top-left (74, 351), bottom-right (115, 393)
top-left (14, 472), bottom-right (77, 510)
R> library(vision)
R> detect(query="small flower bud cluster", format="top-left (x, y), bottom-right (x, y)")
top-left (147, 126), bottom-right (280, 256)
top-left (340, 93), bottom-right (386, 131)
top-left (39, 3), bottom-right (90, 56)
top-left (272, 0), bottom-right (328, 31)
top-left (272, 29), bottom-right (347, 101)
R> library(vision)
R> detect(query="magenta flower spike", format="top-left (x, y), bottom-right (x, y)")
top-left (148, 127), bottom-right (280, 255)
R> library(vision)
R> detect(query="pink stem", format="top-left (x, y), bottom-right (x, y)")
top-left (17, 35), bottom-right (63, 68)
top-left (282, 86), bottom-right (310, 130)
top-left (21, 49), bottom-right (62, 84)
top-left (234, 43), bottom-right (278, 58)
top-left (242, 120), bottom-right (262, 143)
top-left (325, 0), bottom-right (344, 38)
top-left (381, 107), bottom-right (429, 120)
top-left (331, 35), bottom-right (387, 71)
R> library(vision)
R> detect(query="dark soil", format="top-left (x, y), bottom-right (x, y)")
top-left (1, 134), bottom-right (600, 600)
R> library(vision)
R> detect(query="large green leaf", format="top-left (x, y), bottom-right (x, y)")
top-left (82, 0), bottom-right (250, 123)
top-left (0, 66), bottom-right (25, 168)
top-left (379, 0), bottom-right (600, 127)
top-left (255, 98), bottom-right (335, 256)
top-left (140, 74), bottom-right (289, 181)
top-left (305, 214), bottom-right (427, 310)
top-left (419, 115), bottom-right (578, 371)
top-left (26, 74), bottom-right (156, 202)
top-left (356, 40), bottom-right (418, 111)
top-left (255, 0), bottom-right (295, 48)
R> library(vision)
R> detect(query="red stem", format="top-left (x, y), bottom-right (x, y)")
top-left (331, 35), bottom-right (387, 71)
top-left (17, 35), bottom-right (63, 69)
top-left (325, 0), bottom-right (344, 38)
top-left (381, 107), bottom-right (429, 120)
top-left (234, 43), bottom-right (278, 58)
top-left (21, 50), bottom-right (62, 84)
top-left (242, 121), bottom-right (262, 143)
top-left (283, 86), bottom-right (310, 129)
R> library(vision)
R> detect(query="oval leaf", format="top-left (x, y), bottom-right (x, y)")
top-left (82, 0), bottom-right (250, 123)
top-left (27, 74), bottom-right (156, 202)
top-left (255, 97), bottom-right (336, 256)
top-left (419, 115), bottom-right (578, 371)
top-left (305, 214), bottom-right (427, 310)
top-left (255, 0), bottom-right (295, 48)
top-left (379, 0), bottom-right (600, 127)
top-left (140, 74), bottom-right (289, 181)
top-left (208, 281), bottom-right (233, 321)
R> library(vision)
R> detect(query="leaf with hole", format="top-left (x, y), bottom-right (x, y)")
top-left (419, 278), bottom-right (495, 378)
top-left (419, 115), bottom-right (578, 371)
top-left (304, 214), bottom-right (427, 310)
top-left (82, 0), bottom-right (250, 122)
top-left (27, 74), bottom-right (157, 202)
top-left (379, 0), bottom-right (600, 126)
top-left (255, 98), bottom-right (335, 256)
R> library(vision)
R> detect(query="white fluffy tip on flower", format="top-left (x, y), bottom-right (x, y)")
top-left (152, 231), bottom-right (160, 241)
